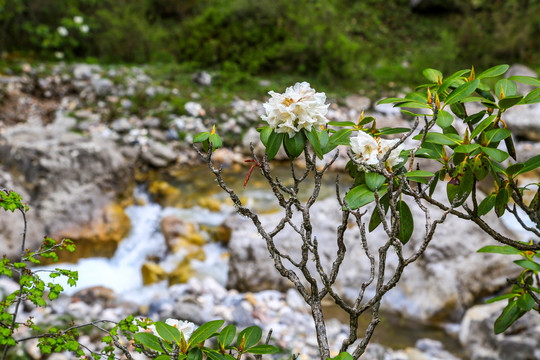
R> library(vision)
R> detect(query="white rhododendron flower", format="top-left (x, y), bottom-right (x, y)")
top-left (166, 319), bottom-right (196, 339)
top-left (57, 26), bottom-right (68, 37)
top-left (80, 24), bottom-right (90, 33)
top-left (350, 132), bottom-right (404, 169)
top-left (261, 82), bottom-right (329, 138)
top-left (73, 16), bottom-right (84, 24)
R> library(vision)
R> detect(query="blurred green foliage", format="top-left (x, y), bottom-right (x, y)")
top-left (1, 0), bottom-right (539, 88)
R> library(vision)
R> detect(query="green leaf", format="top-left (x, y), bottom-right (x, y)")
top-left (344, 184), bottom-right (387, 210)
top-left (484, 128), bottom-right (511, 144)
top-left (134, 333), bottom-right (165, 353)
top-left (508, 75), bottom-right (540, 87)
top-left (438, 69), bottom-right (470, 94)
top-left (486, 293), bottom-right (518, 304)
top-left (259, 127), bottom-right (272, 146)
top-left (454, 144), bottom-right (481, 153)
top-left (218, 324), bottom-right (236, 348)
top-left (377, 127), bottom-right (410, 135)
top-left (494, 300), bottom-right (525, 334)
top-left (209, 133), bottom-right (223, 150)
top-left (328, 121), bottom-right (356, 127)
top-left (423, 68), bottom-right (443, 83)
top-left (481, 147), bottom-right (509, 163)
top-left (365, 173), bottom-right (386, 191)
top-left (283, 132), bottom-right (306, 159)
top-left (495, 186), bottom-right (510, 217)
top-left (477, 245), bottom-right (521, 255)
top-left (203, 349), bottom-right (226, 360)
top-left (189, 320), bottom-right (224, 346)
top-left (522, 88), bottom-right (540, 104)
top-left (265, 131), bottom-right (285, 161)
top-left (517, 292), bottom-right (536, 311)
top-left (405, 170), bottom-right (435, 184)
top-left (304, 129), bottom-right (324, 159)
top-left (368, 193), bottom-right (389, 232)
top-left (517, 154), bottom-right (540, 174)
top-left (464, 111), bottom-right (486, 125)
top-left (436, 110), bottom-right (454, 128)
top-left (498, 95), bottom-right (523, 109)
top-left (325, 129), bottom-right (353, 152)
top-left (477, 193), bottom-right (496, 216)
top-left (237, 326), bottom-right (262, 350)
top-left (505, 136), bottom-right (517, 160)
top-left (359, 116), bottom-right (376, 126)
top-left (376, 97), bottom-right (406, 104)
top-left (156, 322), bottom-right (181, 344)
top-left (470, 115), bottom-right (496, 139)
top-left (415, 132), bottom-right (461, 146)
top-left (444, 80), bottom-right (480, 107)
top-left (476, 64), bottom-right (509, 79)
top-left (450, 102), bottom-right (467, 120)
top-left (397, 200), bottom-right (413, 245)
top-left (155, 355), bottom-right (173, 360)
top-left (395, 101), bottom-right (431, 109)
top-left (505, 163), bottom-right (524, 177)
top-left (494, 79), bottom-right (517, 99)
top-left (246, 345), bottom-right (280, 354)
top-left (193, 132), bottom-right (210, 143)
top-left (330, 352), bottom-right (354, 360)
top-left (514, 259), bottom-right (540, 272)
top-left (447, 163), bottom-right (474, 206)
top-left (187, 347), bottom-right (203, 360)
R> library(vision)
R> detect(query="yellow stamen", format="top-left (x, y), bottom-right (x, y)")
top-left (283, 98), bottom-right (294, 107)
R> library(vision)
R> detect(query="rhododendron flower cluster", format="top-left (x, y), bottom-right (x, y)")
top-left (350, 131), bottom-right (404, 170)
top-left (261, 82), bottom-right (329, 138)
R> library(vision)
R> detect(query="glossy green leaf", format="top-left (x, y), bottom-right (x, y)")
top-left (436, 110), bottom-right (454, 128)
top-left (368, 193), bottom-right (389, 232)
top-left (237, 326), bottom-right (262, 350)
top-left (330, 352), bottom-right (354, 360)
top-left (444, 80), bottom-right (480, 106)
top-left (505, 135), bottom-right (517, 160)
top-left (477, 245), bottom-right (521, 255)
top-left (522, 88), bottom-right (540, 104)
top-left (259, 126), bottom-right (272, 146)
top-left (414, 132), bottom-right (461, 145)
top-left (209, 133), bottom-right (223, 150)
top-left (498, 95), bottom-right (523, 109)
top-left (470, 115), bottom-right (496, 139)
top-left (193, 132), bottom-right (210, 143)
top-left (514, 259), bottom-right (540, 272)
top-left (304, 129), bottom-right (324, 159)
top-left (517, 154), bottom-right (540, 174)
top-left (464, 111), bottom-right (486, 125)
top-left (397, 200), bottom-right (413, 244)
top-left (495, 186), bottom-right (510, 217)
top-left (485, 293), bottom-right (518, 304)
top-left (423, 68), bottom-right (443, 83)
top-left (505, 163), bottom-right (524, 177)
top-left (189, 320), bottom-right (224, 346)
top-left (447, 164), bottom-right (474, 206)
top-left (377, 127), bottom-right (410, 135)
top-left (454, 144), bottom-right (481, 153)
top-left (326, 129), bottom-right (353, 152)
top-left (484, 129), bottom-right (511, 144)
top-left (450, 102), bottom-right (467, 119)
top-left (517, 292), bottom-right (535, 311)
top-left (203, 349), bottom-right (226, 360)
top-left (245, 345), bottom-right (280, 354)
top-left (345, 184), bottom-right (387, 210)
top-left (477, 193), bottom-right (496, 216)
top-left (494, 79), bottom-right (517, 99)
top-left (218, 324), bottom-right (236, 348)
top-left (376, 97), bottom-right (406, 104)
top-left (265, 131), bottom-right (285, 161)
top-left (366, 172), bottom-right (386, 191)
top-left (156, 321), bottom-right (182, 344)
top-left (156, 355), bottom-right (173, 360)
top-left (134, 333), bottom-right (165, 353)
top-left (359, 116), bottom-right (376, 126)
top-left (494, 300), bottom-right (524, 334)
top-left (401, 109), bottom-right (423, 117)
top-left (187, 347), bottom-right (203, 360)
top-left (405, 170), bottom-right (435, 184)
top-left (508, 75), bottom-right (540, 87)
top-left (328, 121), bottom-right (356, 127)
top-left (481, 147), bottom-right (509, 163)
top-left (438, 69), bottom-right (470, 94)
top-left (283, 132), bottom-right (305, 159)
top-left (395, 101), bottom-right (431, 109)
top-left (476, 64), bottom-right (509, 79)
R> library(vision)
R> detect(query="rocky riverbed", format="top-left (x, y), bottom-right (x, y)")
top-left (1, 62), bottom-right (540, 360)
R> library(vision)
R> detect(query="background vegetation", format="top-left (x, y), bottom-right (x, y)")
top-left (1, 0), bottom-right (539, 92)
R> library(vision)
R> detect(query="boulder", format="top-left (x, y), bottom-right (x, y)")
top-left (0, 124), bottom-right (134, 259)
top-left (459, 302), bottom-right (540, 360)
top-left (161, 216), bottom-right (206, 253)
top-left (503, 103), bottom-right (540, 141)
top-left (226, 187), bottom-right (519, 322)
top-left (141, 140), bottom-right (177, 167)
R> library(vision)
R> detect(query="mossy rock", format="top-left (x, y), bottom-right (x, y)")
top-left (141, 262), bottom-right (167, 285)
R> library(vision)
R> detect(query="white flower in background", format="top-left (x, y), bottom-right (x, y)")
top-left (166, 319), bottom-right (196, 339)
top-left (80, 24), bottom-right (90, 33)
top-left (54, 51), bottom-right (64, 59)
top-left (350, 132), bottom-right (404, 169)
top-left (73, 16), bottom-right (84, 24)
top-left (57, 26), bottom-right (68, 37)
top-left (261, 82), bottom-right (329, 138)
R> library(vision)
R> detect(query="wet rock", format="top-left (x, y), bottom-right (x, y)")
top-left (197, 196), bottom-right (221, 212)
top-left (148, 180), bottom-right (183, 207)
top-left (141, 262), bottom-right (168, 285)
top-left (459, 302), bottom-right (540, 360)
top-left (345, 94), bottom-right (371, 111)
top-left (161, 216), bottom-right (206, 253)
top-left (141, 140), bottom-right (177, 167)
